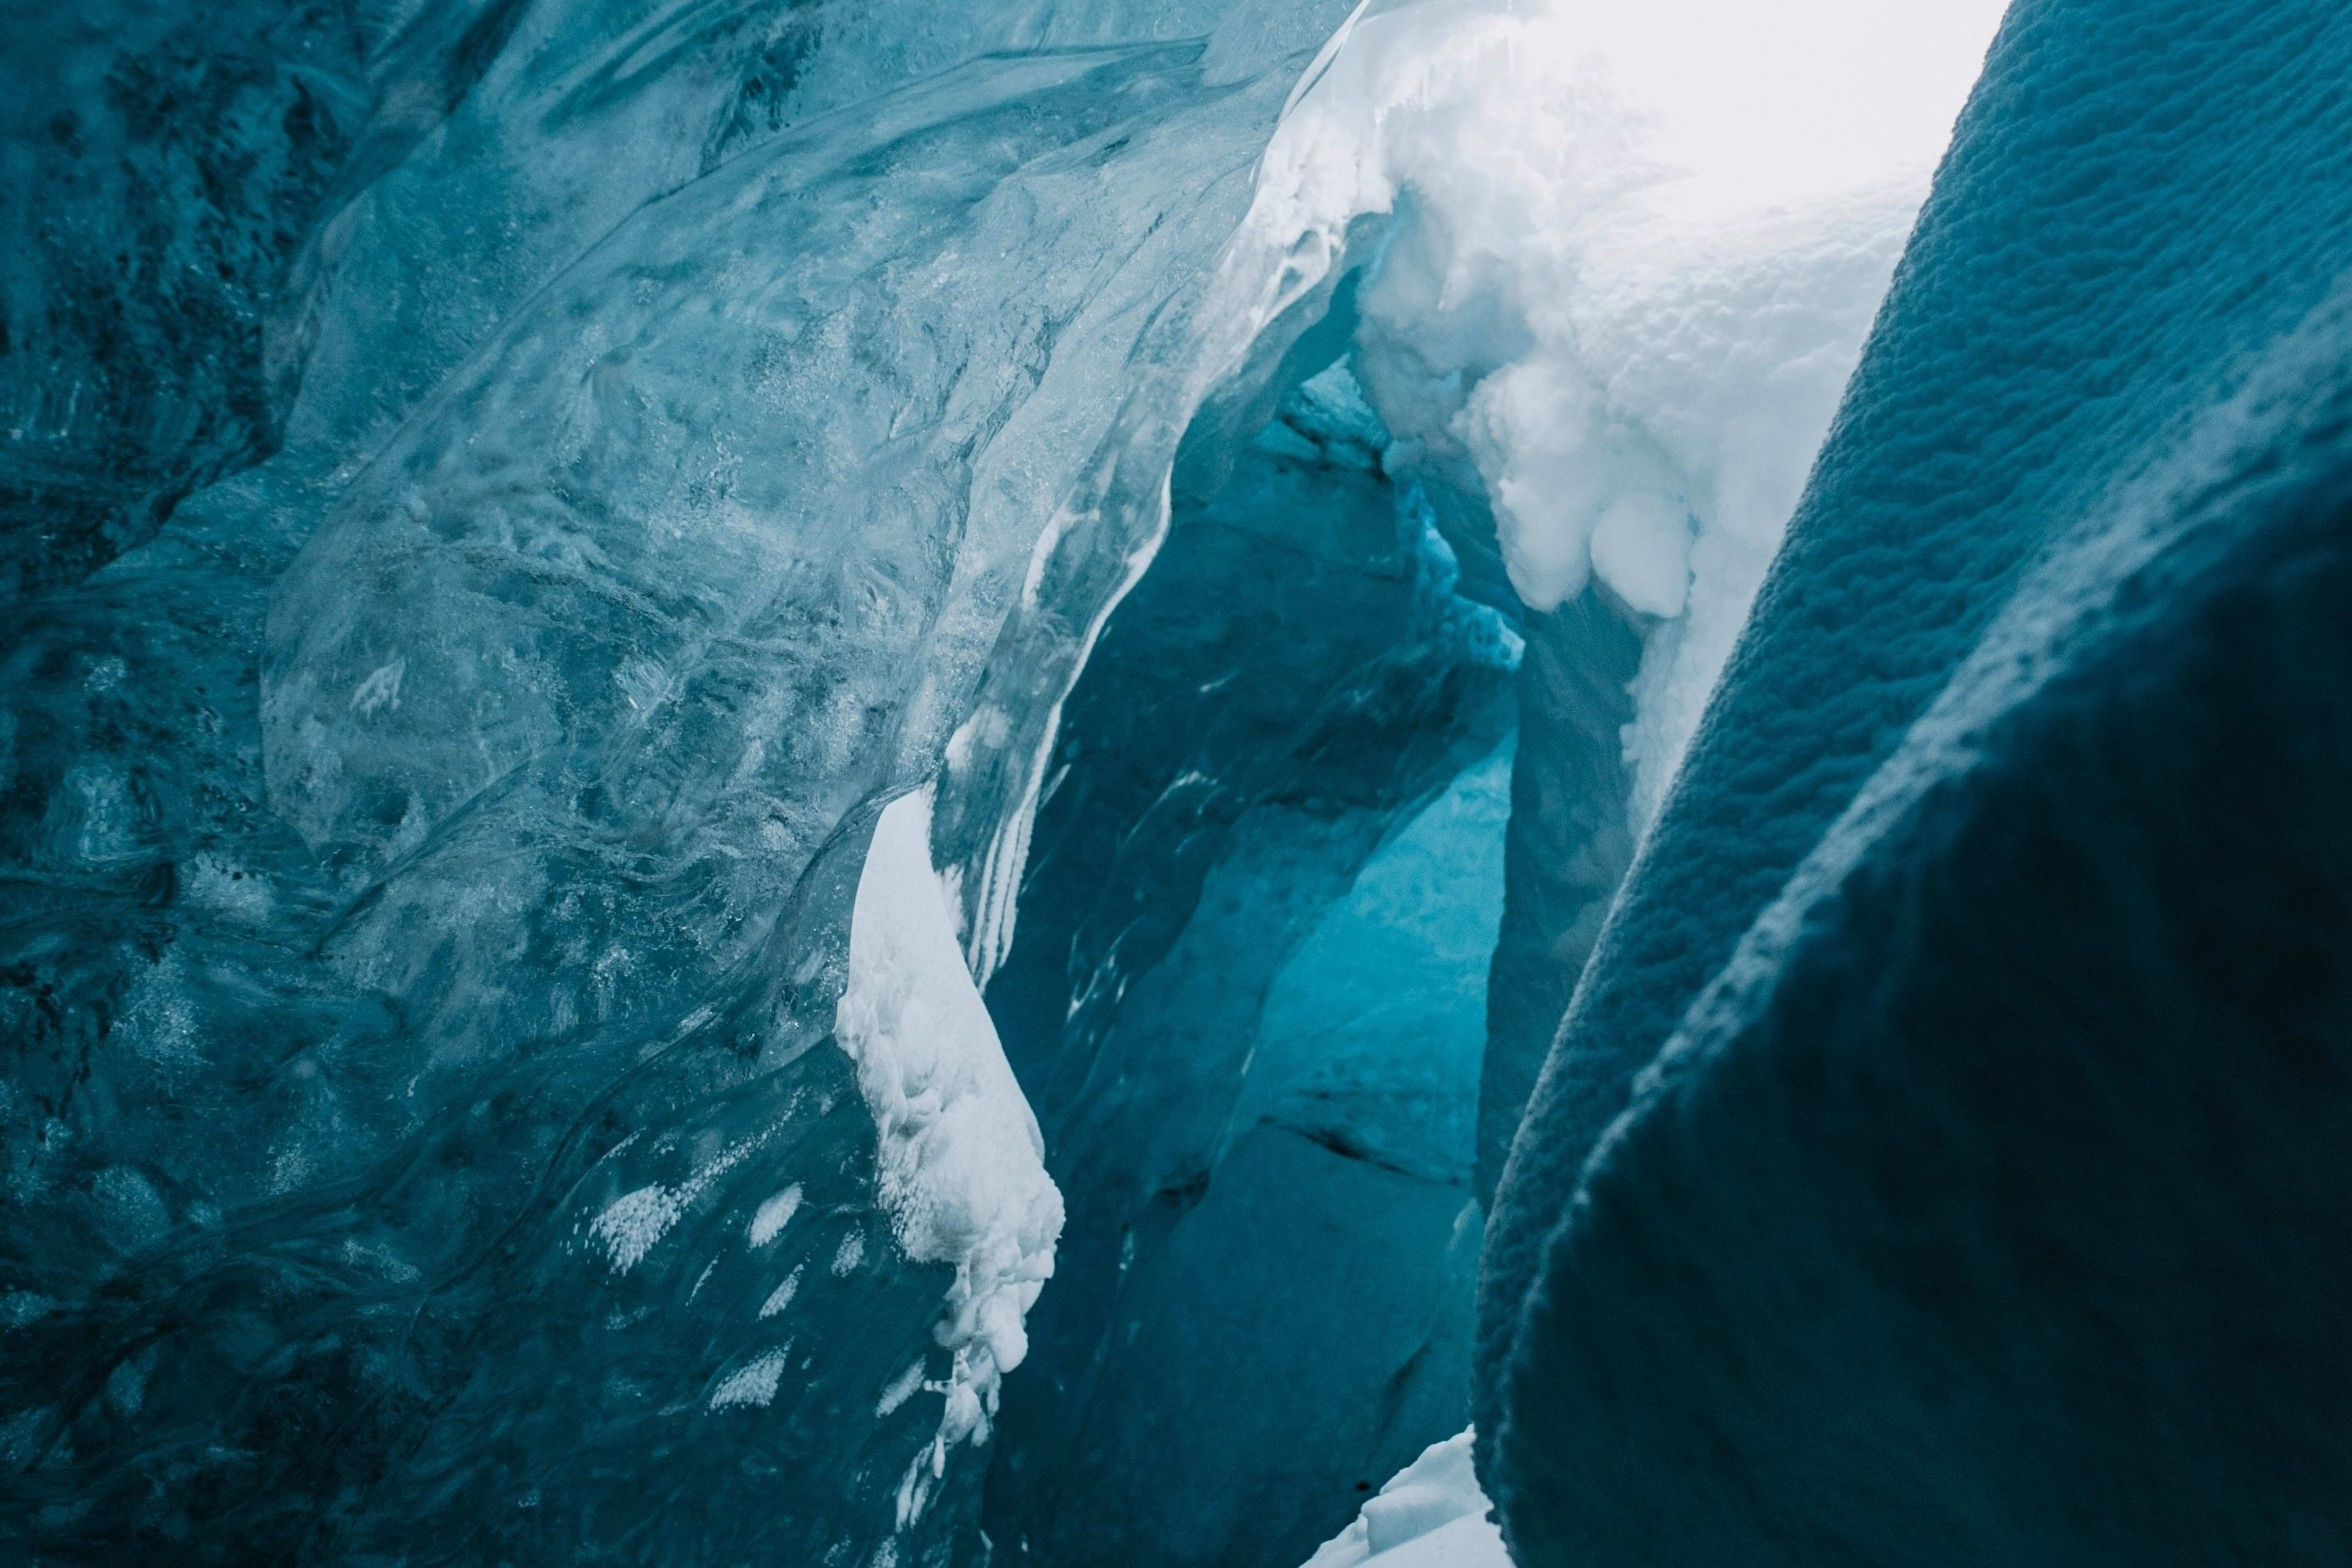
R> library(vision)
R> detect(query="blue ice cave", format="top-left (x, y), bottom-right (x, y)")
top-left (2, 1), bottom-right (2349, 1565)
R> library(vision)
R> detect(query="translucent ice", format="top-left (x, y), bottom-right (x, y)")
top-left (0, 3), bottom-right (1387, 1561)
top-left (26, 3), bottom-right (2340, 1568)
top-left (975, 349), bottom-right (1515, 1567)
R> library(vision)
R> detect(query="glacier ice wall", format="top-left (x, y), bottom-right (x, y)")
top-left (1479, 0), bottom-right (2352, 1561)
top-left (0, 0), bottom-right (2015, 1562)
top-left (961, 3), bottom-right (2012, 1558)
top-left (29, 0), bottom-right (2307, 1564)
top-left (1, 0), bottom-right (360, 598)
top-left (0, 2), bottom-right (1398, 1561)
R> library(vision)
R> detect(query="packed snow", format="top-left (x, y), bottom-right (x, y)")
top-left (1239, 0), bottom-right (2007, 820)
top-left (1303, 1431), bottom-right (1507, 1568)
top-left (834, 788), bottom-right (1065, 1469)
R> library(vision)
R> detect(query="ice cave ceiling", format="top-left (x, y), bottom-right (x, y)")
top-left (3, 1), bottom-right (2350, 1566)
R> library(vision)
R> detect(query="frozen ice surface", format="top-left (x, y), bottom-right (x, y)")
top-left (17, 0), bottom-right (2343, 1565)
top-left (0, 0), bottom-right (361, 597)
top-left (1, 0), bottom-right (1998, 1557)
top-left (974, 348), bottom-right (1515, 1567)
top-left (0, 1), bottom-right (1387, 1560)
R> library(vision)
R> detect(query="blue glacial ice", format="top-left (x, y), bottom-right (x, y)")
top-left (972, 344), bottom-right (1515, 1566)
top-left (0, 2), bottom-right (1396, 1559)
top-left (8, 0), bottom-right (2349, 1564)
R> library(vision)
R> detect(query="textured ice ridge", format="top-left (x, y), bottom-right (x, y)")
top-left (1477, 2), bottom-right (2352, 1563)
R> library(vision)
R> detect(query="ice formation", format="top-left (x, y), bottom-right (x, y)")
top-left (973, 342), bottom-right (1511, 1566)
top-left (0, 1), bottom-right (1398, 1559)
top-left (1245, 0), bottom-right (2006, 815)
top-left (834, 788), bottom-right (1061, 1463)
top-left (1302, 1431), bottom-right (1507, 1568)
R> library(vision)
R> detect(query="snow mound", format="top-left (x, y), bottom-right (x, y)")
top-left (1303, 1430), bottom-right (1507, 1568)
top-left (835, 788), bottom-right (1065, 1467)
top-left (1241, 0), bottom-right (2005, 817)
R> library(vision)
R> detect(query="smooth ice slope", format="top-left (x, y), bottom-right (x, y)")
top-left (1479, 1), bottom-right (2352, 1562)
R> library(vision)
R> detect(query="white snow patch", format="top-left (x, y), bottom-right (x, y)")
top-left (876, 1360), bottom-right (927, 1418)
top-left (588, 1185), bottom-right (684, 1275)
top-left (1302, 1430), bottom-right (1506, 1568)
top-left (584, 1137), bottom-right (760, 1275)
top-left (758, 1265), bottom-right (804, 1320)
top-left (835, 787), bottom-right (1064, 1476)
top-left (349, 657), bottom-right (404, 717)
top-left (709, 1346), bottom-right (790, 1411)
top-left (748, 1184), bottom-right (804, 1248)
top-left (1242, 0), bottom-right (2006, 823)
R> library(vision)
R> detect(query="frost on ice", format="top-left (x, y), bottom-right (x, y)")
top-left (709, 1348), bottom-right (791, 1412)
top-left (748, 1185), bottom-right (804, 1248)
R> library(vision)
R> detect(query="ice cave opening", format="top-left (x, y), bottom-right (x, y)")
top-left (973, 276), bottom-right (1521, 1567)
